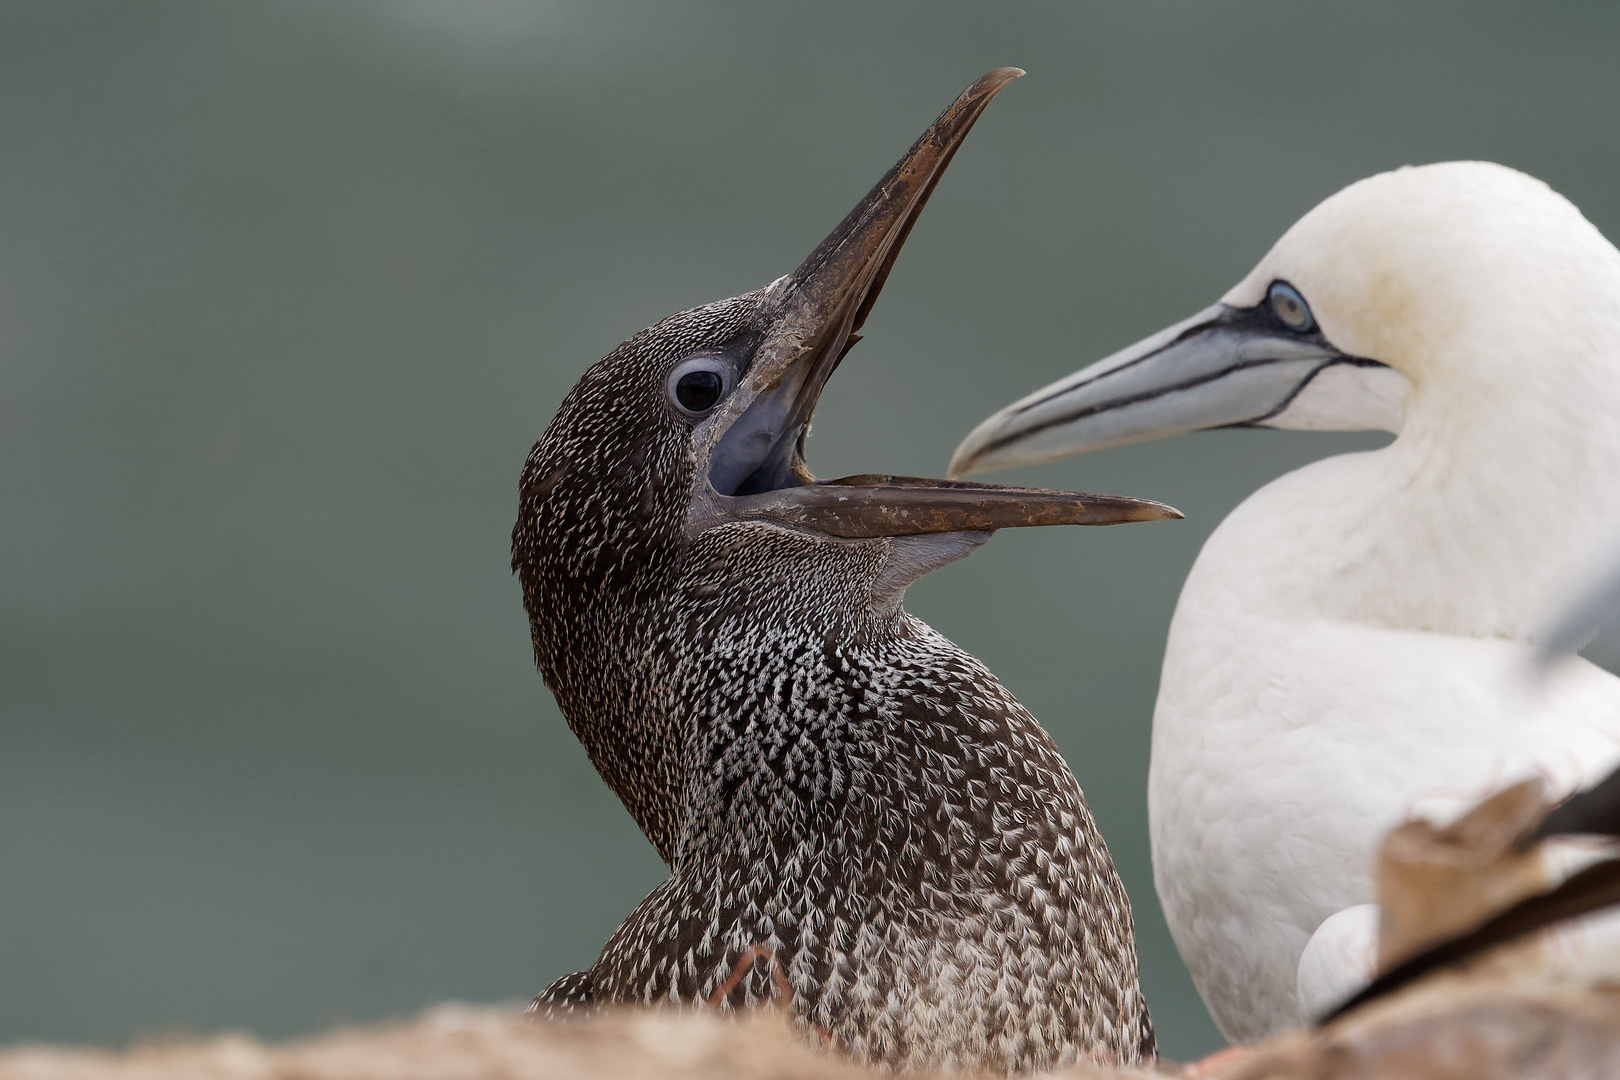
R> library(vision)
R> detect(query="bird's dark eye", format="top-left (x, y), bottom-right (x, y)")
top-left (1268, 280), bottom-right (1315, 332)
top-left (676, 370), bottom-right (722, 411)
top-left (666, 356), bottom-right (732, 418)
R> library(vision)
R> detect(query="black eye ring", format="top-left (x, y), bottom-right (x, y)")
top-left (666, 356), bottom-right (732, 418)
top-left (1268, 280), bottom-right (1315, 333)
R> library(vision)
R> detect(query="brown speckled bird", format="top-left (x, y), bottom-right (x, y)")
top-left (512, 71), bottom-right (1179, 1073)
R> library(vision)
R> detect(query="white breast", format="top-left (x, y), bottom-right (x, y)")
top-left (1151, 455), bottom-right (1620, 1040)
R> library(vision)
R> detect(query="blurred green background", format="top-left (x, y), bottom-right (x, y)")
top-left (4, 0), bottom-right (1620, 1060)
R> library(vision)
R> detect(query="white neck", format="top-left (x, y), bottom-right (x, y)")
top-left (1211, 288), bottom-right (1620, 642)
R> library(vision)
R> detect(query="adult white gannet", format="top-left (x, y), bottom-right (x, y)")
top-left (949, 161), bottom-right (1620, 1041)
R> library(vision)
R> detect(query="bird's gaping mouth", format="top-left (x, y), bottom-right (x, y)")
top-left (688, 69), bottom-right (1180, 540)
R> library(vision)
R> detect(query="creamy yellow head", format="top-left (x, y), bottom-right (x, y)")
top-left (951, 161), bottom-right (1620, 478)
top-left (1225, 161), bottom-right (1618, 402)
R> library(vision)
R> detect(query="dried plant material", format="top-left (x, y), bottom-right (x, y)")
top-left (1219, 978), bottom-right (1620, 1080)
top-left (0, 1005), bottom-right (1163, 1080)
top-left (1376, 779), bottom-right (1551, 971)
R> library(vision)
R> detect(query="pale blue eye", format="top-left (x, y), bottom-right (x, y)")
top-left (1268, 281), bottom-right (1314, 332)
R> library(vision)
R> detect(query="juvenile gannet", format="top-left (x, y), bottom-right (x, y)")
top-left (514, 72), bottom-right (1178, 1071)
top-left (948, 161), bottom-right (1620, 1041)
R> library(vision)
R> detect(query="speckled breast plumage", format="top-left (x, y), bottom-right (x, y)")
top-left (518, 499), bottom-right (1153, 1071)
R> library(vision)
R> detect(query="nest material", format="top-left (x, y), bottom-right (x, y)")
top-left (0, 1005), bottom-right (1157, 1080)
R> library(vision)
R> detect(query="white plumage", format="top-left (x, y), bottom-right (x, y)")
top-left (952, 162), bottom-right (1620, 1041)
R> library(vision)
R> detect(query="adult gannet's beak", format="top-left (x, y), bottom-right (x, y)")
top-left (948, 300), bottom-right (1393, 478)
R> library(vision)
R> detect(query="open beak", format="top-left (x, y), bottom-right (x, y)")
top-left (947, 302), bottom-right (1395, 478)
top-left (695, 69), bottom-right (1181, 538)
